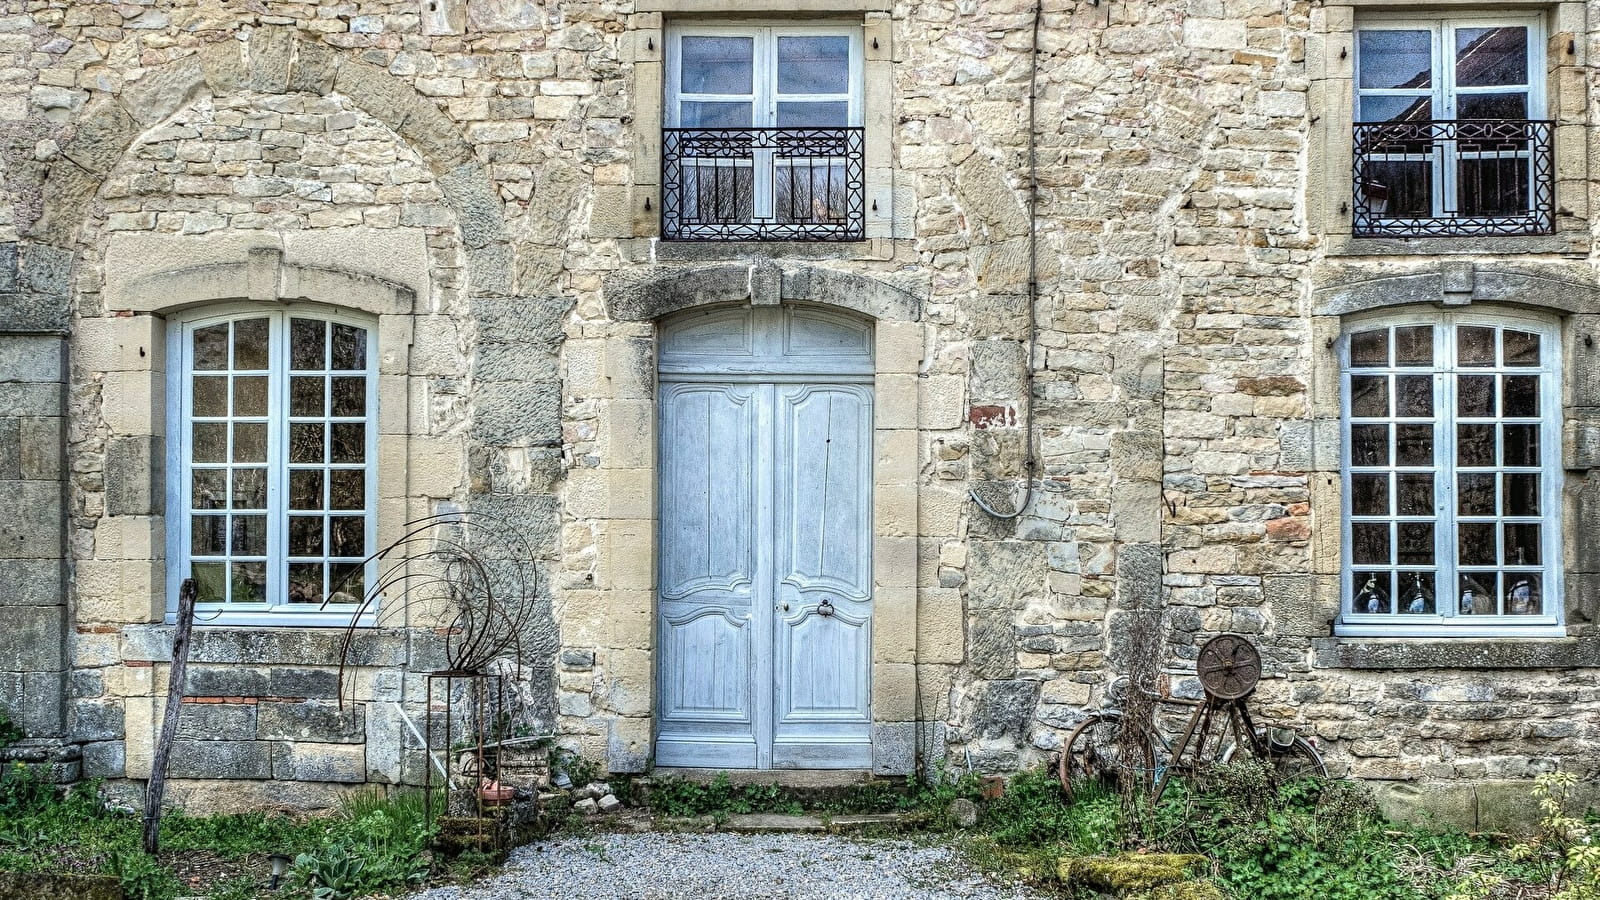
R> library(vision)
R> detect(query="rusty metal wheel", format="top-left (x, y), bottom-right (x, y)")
top-left (1196, 634), bottom-right (1261, 701)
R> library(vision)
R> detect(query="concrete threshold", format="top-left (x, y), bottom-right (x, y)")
top-left (657, 812), bottom-right (907, 834)
top-left (649, 768), bottom-right (879, 788)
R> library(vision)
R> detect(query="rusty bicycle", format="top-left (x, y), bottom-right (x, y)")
top-left (1057, 635), bottom-right (1327, 801)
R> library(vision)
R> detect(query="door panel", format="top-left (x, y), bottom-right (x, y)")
top-left (655, 384), bottom-right (760, 767)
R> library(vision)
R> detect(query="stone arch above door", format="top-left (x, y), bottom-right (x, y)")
top-left (603, 262), bottom-right (923, 323)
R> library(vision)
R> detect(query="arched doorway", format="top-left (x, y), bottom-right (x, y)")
top-left (654, 304), bottom-right (875, 769)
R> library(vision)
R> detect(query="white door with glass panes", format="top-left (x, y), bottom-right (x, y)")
top-left (665, 26), bottom-right (862, 230)
top-left (654, 306), bottom-right (874, 770)
top-left (1340, 312), bottom-right (1562, 637)
top-left (1354, 16), bottom-right (1545, 225)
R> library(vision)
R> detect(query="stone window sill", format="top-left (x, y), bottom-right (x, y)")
top-left (1326, 233), bottom-right (1591, 258)
top-left (1313, 636), bottom-right (1600, 669)
top-left (642, 239), bottom-right (895, 264)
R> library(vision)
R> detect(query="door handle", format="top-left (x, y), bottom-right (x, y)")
top-left (818, 598), bottom-right (835, 617)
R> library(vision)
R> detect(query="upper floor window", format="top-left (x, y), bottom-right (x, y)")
top-left (1340, 310), bottom-right (1563, 637)
top-left (1353, 16), bottom-right (1553, 237)
top-left (662, 25), bottom-right (865, 241)
top-left (168, 308), bottom-right (376, 626)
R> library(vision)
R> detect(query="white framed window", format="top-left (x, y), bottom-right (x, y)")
top-left (1339, 309), bottom-right (1564, 638)
top-left (165, 306), bottom-right (378, 626)
top-left (662, 24), bottom-right (865, 239)
top-left (1352, 14), bottom-right (1551, 234)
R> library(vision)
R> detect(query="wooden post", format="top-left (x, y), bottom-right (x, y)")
top-left (142, 578), bottom-right (197, 855)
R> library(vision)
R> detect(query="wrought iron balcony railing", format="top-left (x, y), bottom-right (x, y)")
top-left (661, 126), bottom-right (865, 241)
top-left (1352, 119), bottom-right (1555, 238)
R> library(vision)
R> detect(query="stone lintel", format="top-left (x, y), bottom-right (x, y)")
top-left (1314, 637), bottom-right (1600, 669)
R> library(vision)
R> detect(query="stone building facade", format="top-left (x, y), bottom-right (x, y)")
top-left (0, 0), bottom-right (1595, 826)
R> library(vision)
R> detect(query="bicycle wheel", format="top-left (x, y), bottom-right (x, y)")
top-left (1059, 712), bottom-right (1130, 796)
top-left (1264, 733), bottom-right (1327, 782)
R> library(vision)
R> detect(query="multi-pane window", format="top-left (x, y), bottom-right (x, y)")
top-left (662, 25), bottom-right (865, 240)
top-left (1352, 16), bottom-right (1552, 236)
top-left (1340, 311), bottom-right (1562, 636)
top-left (171, 309), bottom-right (376, 624)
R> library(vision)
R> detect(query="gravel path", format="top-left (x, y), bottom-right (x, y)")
top-left (408, 832), bottom-right (1051, 900)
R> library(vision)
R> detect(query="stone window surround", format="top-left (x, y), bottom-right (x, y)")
top-left (589, 262), bottom-right (933, 774)
top-left (89, 246), bottom-right (424, 629)
top-left (615, 0), bottom-right (905, 257)
top-left (1308, 0), bottom-right (1592, 257)
top-left (1298, 263), bottom-right (1600, 668)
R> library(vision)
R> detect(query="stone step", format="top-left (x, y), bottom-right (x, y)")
top-left (657, 812), bottom-right (908, 834)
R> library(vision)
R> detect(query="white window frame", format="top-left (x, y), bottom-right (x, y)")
top-left (164, 304), bottom-right (379, 627)
top-left (1338, 308), bottom-right (1564, 638)
top-left (665, 23), bottom-right (864, 227)
top-left (1353, 13), bottom-right (1546, 221)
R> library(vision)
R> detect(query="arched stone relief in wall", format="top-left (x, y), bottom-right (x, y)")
top-left (603, 261), bottom-right (924, 324)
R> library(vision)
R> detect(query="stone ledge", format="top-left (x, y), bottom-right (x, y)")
top-left (1314, 636), bottom-right (1600, 669)
top-left (1327, 233), bottom-right (1591, 258)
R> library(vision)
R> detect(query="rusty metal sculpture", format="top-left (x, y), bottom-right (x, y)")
top-left (327, 511), bottom-right (549, 829)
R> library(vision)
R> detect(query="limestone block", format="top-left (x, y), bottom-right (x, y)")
top-left (474, 381), bottom-right (560, 447)
top-left (874, 374), bottom-right (917, 430)
top-left (271, 741), bottom-right (366, 783)
top-left (0, 335), bottom-right (63, 382)
top-left (609, 590), bottom-right (653, 651)
top-left (969, 340), bottom-right (1026, 403)
top-left (104, 435), bottom-right (163, 517)
top-left (74, 316), bottom-right (162, 373)
top-left (288, 35), bottom-right (339, 94)
top-left (123, 696), bottom-right (156, 779)
top-left (408, 435), bottom-right (464, 497)
top-left (606, 715), bottom-right (651, 774)
top-left (600, 520), bottom-right (654, 592)
top-left (0, 480), bottom-right (64, 560)
top-left (60, 100), bottom-right (136, 176)
top-left (920, 375), bottom-right (965, 430)
top-left (873, 482), bottom-right (916, 538)
top-left (917, 588), bottom-right (965, 665)
top-left (333, 60), bottom-right (416, 131)
top-left (0, 560), bottom-right (62, 606)
top-left (175, 701), bottom-right (256, 741)
top-left (871, 722), bottom-right (915, 776)
top-left (871, 662), bottom-right (916, 721)
top-left (199, 38), bottom-right (245, 95)
top-left (257, 700), bottom-right (365, 743)
top-left (873, 536), bottom-right (916, 590)
top-left (439, 162), bottom-right (505, 249)
top-left (918, 484), bottom-right (962, 537)
top-left (247, 25), bottom-right (294, 93)
top-left (100, 369), bottom-right (163, 436)
top-left (599, 399), bottom-right (653, 470)
top-left (871, 587), bottom-right (915, 665)
top-left (603, 648), bottom-right (652, 717)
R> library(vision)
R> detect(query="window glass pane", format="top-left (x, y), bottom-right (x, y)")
top-left (331, 324), bottom-right (367, 371)
top-left (1505, 573), bottom-right (1540, 615)
top-left (288, 563), bottom-right (324, 604)
top-left (291, 377), bottom-right (324, 417)
top-left (1354, 571), bottom-right (1392, 613)
top-left (1396, 424), bottom-right (1433, 466)
top-left (1349, 329), bottom-right (1387, 367)
top-left (231, 562), bottom-right (267, 604)
top-left (289, 515), bottom-right (324, 556)
top-left (193, 324), bottom-right (229, 371)
top-left (1397, 522), bottom-right (1434, 564)
top-left (1457, 326), bottom-right (1495, 366)
top-left (232, 318), bottom-right (269, 370)
top-left (330, 469), bottom-right (365, 510)
top-left (192, 423), bottom-right (227, 463)
top-left (291, 318), bottom-right (326, 370)
top-left (1504, 473), bottom-right (1540, 516)
top-left (1456, 423), bottom-right (1495, 466)
top-left (1459, 522), bottom-right (1496, 565)
top-left (192, 376), bottom-right (228, 417)
top-left (776, 102), bottom-right (849, 128)
top-left (1458, 573), bottom-right (1492, 614)
top-left (331, 377), bottom-right (366, 417)
top-left (1351, 474), bottom-right (1389, 516)
top-left (233, 376), bottom-right (268, 417)
top-left (1455, 26), bottom-right (1527, 87)
top-left (1504, 523), bottom-right (1540, 565)
top-left (679, 101), bottom-right (753, 128)
top-left (290, 469), bottom-right (324, 510)
top-left (1358, 30), bottom-right (1432, 90)
top-left (1400, 572), bottom-right (1436, 614)
top-left (777, 36), bottom-right (850, 94)
top-left (1457, 472), bottom-right (1496, 516)
top-left (1503, 375), bottom-right (1538, 417)
top-left (290, 423), bottom-right (326, 464)
top-left (1457, 375), bottom-right (1495, 417)
top-left (1503, 330), bottom-right (1540, 366)
top-left (1359, 158), bottom-right (1433, 217)
top-left (231, 467), bottom-right (266, 510)
top-left (1358, 95), bottom-right (1433, 125)
top-left (191, 515), bottom-right (225, 556)
top-left (775, 162), bottom-right (849, 224)
top-left (1350, 375), bottom-right (1388, 417)
top-left (1503, 424), bottom-right (1539, 466)
top-left (1352, 522), bottom-right (1391, 564)
top-left (680, 36), bottom-right (754, 94)
top-left (192, 562), bottom-right (226, 602)
top-left (1395, 326), bottom-right (1433, 366)
top-left (1456, 92), bottom-right (1526, 119)
top-left (1396, 473), bottom-right (1433, 515)
top-left (1351, 424), bottom-right (1389, 466)
top-left (232, 515), bottom-right (267, 556)
top-left (192, 469), bottom-right (226, 509)
top-left (329, 563), bottom-right (365, 604)
top-left (232, 422), bottom-right (267, 463)
top-left (330, 516), bottom-right (366, 558)
top-left (1396, 374), bottom-right (1432, 416)
top-left (331, 423), bottom-right (366, 464)
top-left (1458, 156), bottom-right (1533, 218)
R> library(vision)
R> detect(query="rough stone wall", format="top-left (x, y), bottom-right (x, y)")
top-left (0, 0), bottom-right (1590, 823)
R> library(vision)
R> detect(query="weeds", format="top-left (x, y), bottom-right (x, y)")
top-left (648, 772), bottom-right (803, 819)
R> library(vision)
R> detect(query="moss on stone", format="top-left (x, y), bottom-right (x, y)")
top-left (1058, 852), bottom-right (1212, 895)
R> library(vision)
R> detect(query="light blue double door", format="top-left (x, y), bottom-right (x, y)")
top-left (654, 306), bottom-right (874, 769)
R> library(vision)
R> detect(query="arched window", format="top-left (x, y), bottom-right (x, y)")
top-left (1340, 309), bottom-right (1563, 637)
top-left (166, 306), bottom-right (377, 625)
